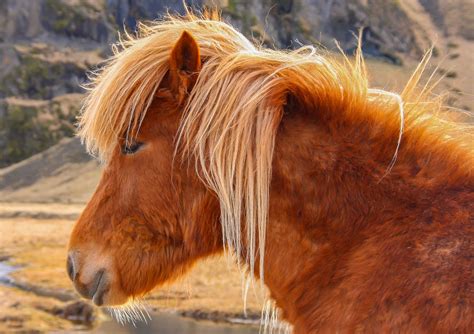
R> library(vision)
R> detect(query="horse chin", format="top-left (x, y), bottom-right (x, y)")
top-left (97, 287), bottom-right (129, 307)
top-left (91, 271), bottom-right (130, 307)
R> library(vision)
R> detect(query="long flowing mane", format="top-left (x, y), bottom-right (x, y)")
top-left (78, 12), bottom-right (473, 281)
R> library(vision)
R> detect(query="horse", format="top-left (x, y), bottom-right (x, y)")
top-left (66, 12), bottom-right (474, 333)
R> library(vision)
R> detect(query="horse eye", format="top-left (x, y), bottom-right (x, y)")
top-left (121, 141), bottom-right (144, 155)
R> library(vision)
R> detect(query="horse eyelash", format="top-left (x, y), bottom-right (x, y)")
top-left (121, 141), bottom-right (144, 155)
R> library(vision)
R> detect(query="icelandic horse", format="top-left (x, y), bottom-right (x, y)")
top-left (67, 13), bottom-right (473, 333)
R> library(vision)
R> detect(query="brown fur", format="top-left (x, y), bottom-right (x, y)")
top-left (69, 14), bottom-right (473, 333)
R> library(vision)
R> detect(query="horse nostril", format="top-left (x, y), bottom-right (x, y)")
top-left (67, 253), bottom-right (76, 281)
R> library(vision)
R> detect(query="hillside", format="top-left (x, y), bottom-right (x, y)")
top-left (0, 137), bottom-right (100, 203)
top-left (0, 0), bottom-right (473, 167)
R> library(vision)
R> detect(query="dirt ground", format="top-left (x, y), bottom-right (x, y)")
top-left (0, 203), bottom-right (265, 333)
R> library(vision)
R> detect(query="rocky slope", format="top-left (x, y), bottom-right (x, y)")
top-left (0, 0), bottom-right (472, 167)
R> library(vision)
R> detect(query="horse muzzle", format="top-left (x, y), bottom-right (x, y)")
top-left (67, 251), bottom-right (110, 306)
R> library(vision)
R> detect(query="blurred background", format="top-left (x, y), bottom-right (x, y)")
top-left (0, 0), bottom-right (472, 333)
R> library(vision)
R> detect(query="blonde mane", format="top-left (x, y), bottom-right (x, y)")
top-left (78, 13), bottom-right (473, 283)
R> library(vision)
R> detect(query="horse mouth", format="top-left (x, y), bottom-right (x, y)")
top-left (90, 269), bottom-right (108, 306)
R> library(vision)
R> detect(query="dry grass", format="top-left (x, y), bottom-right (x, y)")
top-left (0, 285), bottom-right (72, 333)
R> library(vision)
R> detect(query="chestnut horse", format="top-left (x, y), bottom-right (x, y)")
top-left (67, 13), bottom-right (473, 333)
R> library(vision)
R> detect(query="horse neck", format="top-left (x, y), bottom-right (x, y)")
top-left (261, 101), bottom-right (472, 329)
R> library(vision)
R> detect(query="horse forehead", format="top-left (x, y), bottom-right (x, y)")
top-left (138, 99), bottom-right (181, 135)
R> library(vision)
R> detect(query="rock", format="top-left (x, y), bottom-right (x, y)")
top-left (40, 0), bottom-right (112, 43)
top-left (106, 0), bottom-right (204, 28)
top-left (52, 300), bottom-right (96, 325)
top-left (220, 0), bottom-right (417, 61)
top-left (0, 255), bottom-right (10, 262)
top-left (0, 1), bottom-right (45, 42)
top-left (419, 0), bottom-right (474, 40)
top-left (0, 96), bottom-right (80, 167)
top-left (0, 53), bottom-right (87, 100)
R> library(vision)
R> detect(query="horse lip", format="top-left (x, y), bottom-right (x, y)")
top-left (91, 269), bottom-right (107, 306)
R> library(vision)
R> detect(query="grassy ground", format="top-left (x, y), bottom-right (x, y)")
top-left (0, 285), bottom-right (72, 332)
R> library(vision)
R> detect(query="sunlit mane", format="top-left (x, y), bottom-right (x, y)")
top-left (78, 12), bottom-right (473, 285)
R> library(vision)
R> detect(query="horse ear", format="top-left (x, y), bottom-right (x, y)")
top-left (169, 31), bottom-right (201, 104)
